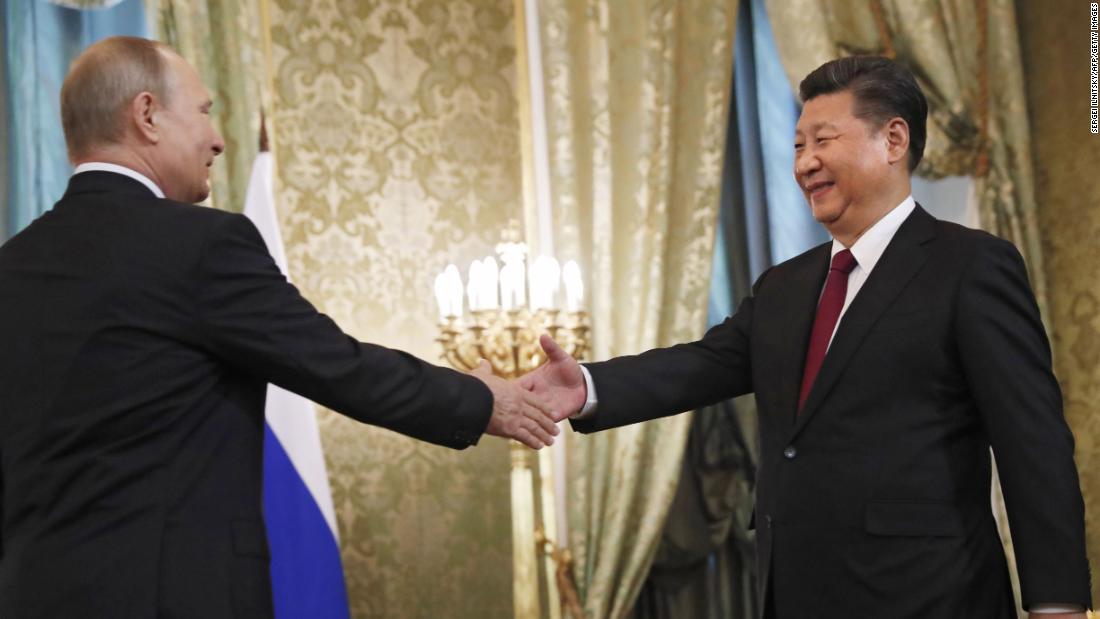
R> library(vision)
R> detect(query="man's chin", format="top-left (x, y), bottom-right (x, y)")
top-left (810, 203), bottom-right (840, 225)
top-left (185, 188), bottom-right (211, 205)
top-left (194, 182), bottom-right (211, 204)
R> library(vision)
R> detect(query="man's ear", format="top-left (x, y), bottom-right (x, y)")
top-left (131, 92), bottom-right (159, 144)
top-left (883, 117), bottom-right (910, 167)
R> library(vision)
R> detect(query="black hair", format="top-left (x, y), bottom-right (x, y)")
top-left (799, 56), bottom-right (928, 172)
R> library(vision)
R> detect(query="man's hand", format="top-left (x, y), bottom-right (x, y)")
top-left (518, 334), bottom-right (587, 422)
top-left (470, 360), bottom-right (560, 449)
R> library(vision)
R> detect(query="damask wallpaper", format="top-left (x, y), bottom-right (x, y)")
top-left (1018, 1), bottom-right (1100, 604)
top-left (267, 1), bottom-right (524, 616)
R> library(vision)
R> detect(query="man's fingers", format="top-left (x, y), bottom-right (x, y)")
top-left (523, 389), bottom-right (554, 417)
top-left (514, 427), bottom-right (544, 450)
top-left (539, 334), bottom-right (569, 362)
top-left (524, 419), bottom-right (555, 446)
top-left (524, 403), bottom-right (560, 436)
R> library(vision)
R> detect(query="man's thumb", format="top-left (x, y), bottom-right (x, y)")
top-left (540, 334), bottom-right (568, 362)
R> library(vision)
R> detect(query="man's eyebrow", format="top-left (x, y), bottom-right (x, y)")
top-left (201, 99), bottom-right (213, 111)
top-left (794, 121), bottom-right (840, 139)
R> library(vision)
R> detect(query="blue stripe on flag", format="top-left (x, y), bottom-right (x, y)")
top-left (263, 423), bottom-right (350, 619)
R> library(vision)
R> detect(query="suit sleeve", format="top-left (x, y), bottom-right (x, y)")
top-left (193, 214), bottom-right (493, 450)
top-left (955, 237), bottom-right (1091, 609)
top-left (571, 276), bottom-right (761, 433)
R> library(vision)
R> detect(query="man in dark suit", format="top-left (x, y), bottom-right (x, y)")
top-left (0, 36), bottom-right (559, 618)
top-left (521, 56), bottom-right (1091, 617)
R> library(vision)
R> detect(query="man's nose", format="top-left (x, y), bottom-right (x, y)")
top-left (794, 149), bottom-right (820, 178)
top-left (212, 132), bottom-right (226, 155)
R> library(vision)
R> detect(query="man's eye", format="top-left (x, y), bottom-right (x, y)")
top-left (794, 143), bottom-right (804, 150)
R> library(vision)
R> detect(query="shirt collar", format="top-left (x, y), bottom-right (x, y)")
top-left (73, 162), bottom-right (165, 199)
top-left (830, 195), bottom-right (916, 273)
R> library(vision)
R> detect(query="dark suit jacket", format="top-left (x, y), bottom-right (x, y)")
top-left (0, 172), bottom-right (493, 618)
top-left (574, 206), bottom-right (1091, 617)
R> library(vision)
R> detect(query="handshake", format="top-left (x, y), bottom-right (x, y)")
top-left (469, 335), bottom-right (589, 449)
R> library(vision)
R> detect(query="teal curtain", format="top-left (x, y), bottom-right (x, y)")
top-left (2, 0), bottom-right (147, 241)
top-left (735, 0), bottom-right (827, 266)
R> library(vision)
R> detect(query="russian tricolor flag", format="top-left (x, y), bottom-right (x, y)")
top-left (244, 148), bottom-right (351, 619)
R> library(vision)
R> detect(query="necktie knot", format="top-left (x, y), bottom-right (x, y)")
top-left (831, 249), bottom-right (857, 274)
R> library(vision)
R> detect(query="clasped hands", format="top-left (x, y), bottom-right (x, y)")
top-left (469, 335), bottom-right (588, 450)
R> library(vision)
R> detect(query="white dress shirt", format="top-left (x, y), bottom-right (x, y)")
top-left (823, 195), bottom-right (915, 346)
top-left (574, 195), bottom-right (1082, 613)
top-left (73, 162), bottom-right (165, 198)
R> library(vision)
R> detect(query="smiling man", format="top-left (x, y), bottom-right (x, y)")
top-left (0, 36), bottom-right (560, 618)
top-left (520, 56), bottom-right (1091, 618)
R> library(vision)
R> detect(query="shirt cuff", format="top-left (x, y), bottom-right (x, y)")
top-left (572, 365), bottom-right (598, 419)
top-left (1029, 604), bottom-right (1085, 613)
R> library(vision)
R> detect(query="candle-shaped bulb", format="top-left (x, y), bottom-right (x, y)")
top-left (529, 256), bottom-right (561, 310)
top-left (513, 257), bottom-right (527, 308)
top-left (499, 261), bottom-right (515, 310)
top-left (499, 256), bottom-right (526, 311)
top-left (482, 256), bottom-right (499, 309)
top-left (467, 259), bottom-right (483, 311)
top-left (434, 271), bottom-right (450, 320)
top-left (444, 264), bottom-right (464, 318)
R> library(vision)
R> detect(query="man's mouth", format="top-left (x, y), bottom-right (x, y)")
top-left (805, 180), bottom-right (834, 198)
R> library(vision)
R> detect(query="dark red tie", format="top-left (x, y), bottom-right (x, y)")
top-left (797, 249), bottom-right (857, 413)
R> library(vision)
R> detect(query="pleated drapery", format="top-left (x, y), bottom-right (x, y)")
top-left (535, 1), bottom-right (739, 617)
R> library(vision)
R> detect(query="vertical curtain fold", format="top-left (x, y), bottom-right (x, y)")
top-left (147, 0), bottom-right (268, 213)
top-left (537, 1), bottom-right (738, 617)
top-left (3, 0), bottom-right (147, 241)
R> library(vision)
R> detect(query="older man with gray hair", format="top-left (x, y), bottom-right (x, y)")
top-left (0, 36), bottom-right (558, 618)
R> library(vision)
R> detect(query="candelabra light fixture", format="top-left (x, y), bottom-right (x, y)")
top-left (433, 230), bottom-right (590, 619)
top-left (433, 233), bottom-right (589, 379)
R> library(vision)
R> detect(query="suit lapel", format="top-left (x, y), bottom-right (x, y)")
top-left (789, 206), bottom-right (937, 440)
top-left (774, 245), bottom-right (831, 428)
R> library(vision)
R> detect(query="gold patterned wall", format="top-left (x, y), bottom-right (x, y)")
top-left (267, 1), bottom-right (521, 616)
top-left (1018, 0), bottom-right (1100, 604)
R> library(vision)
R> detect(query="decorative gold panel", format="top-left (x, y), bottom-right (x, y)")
top-left (268, 1), bottom-right (523, 616)
top-left (1020, 1), bottom-right (1100, 606)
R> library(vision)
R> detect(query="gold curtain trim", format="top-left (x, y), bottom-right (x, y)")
top-left (870, 0), bottom-right (990, 177)
top-left (870, 0), bottom-right (896, 59)
top-left (974, 0), bottom-right (991, 177)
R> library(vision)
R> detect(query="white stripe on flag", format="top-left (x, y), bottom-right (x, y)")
top-left (243, 151), bottom-right (340, 540)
